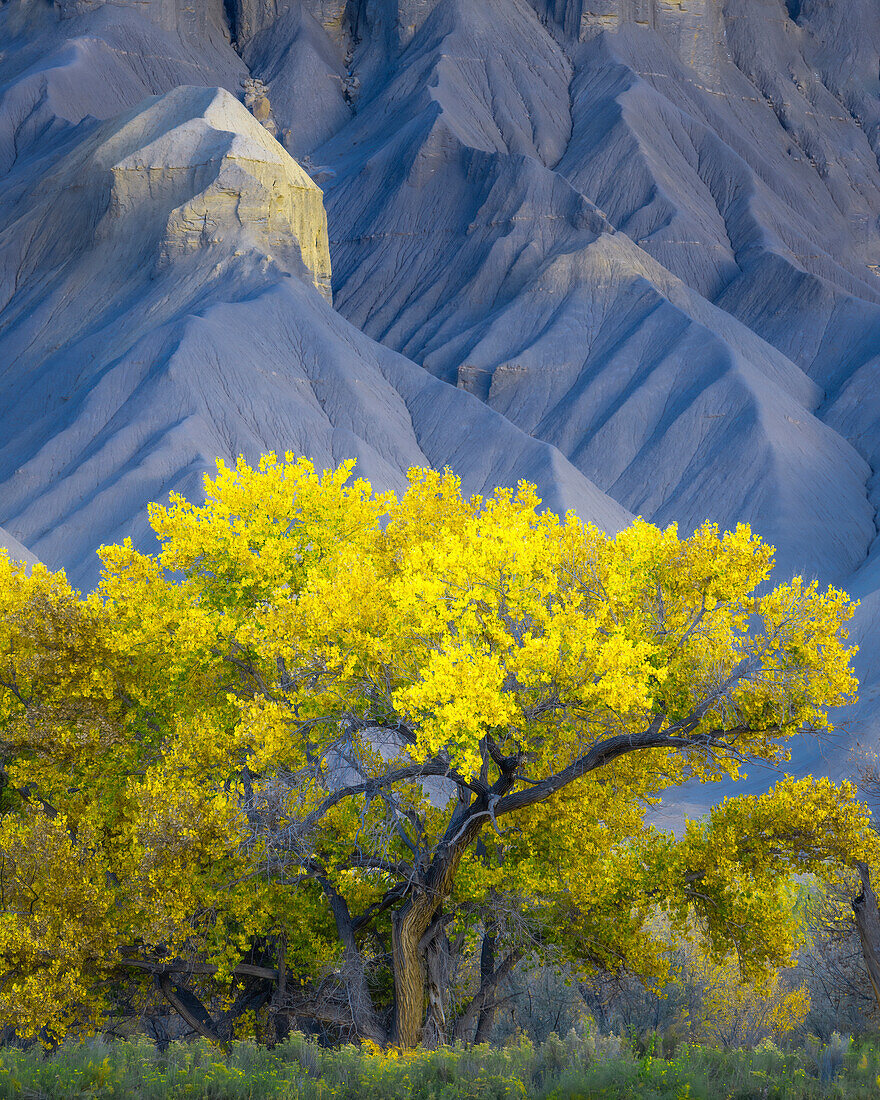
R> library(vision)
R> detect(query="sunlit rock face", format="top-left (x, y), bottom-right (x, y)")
top-left (529, 0), bottom-right (727, 79)
top-left (228, 0), bottom-right (443, 50)
top-left (97, 86), bottom-right (333, 297)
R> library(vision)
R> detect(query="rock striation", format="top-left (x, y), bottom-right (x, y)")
top-left (0, 76), bottom-right (629, 588)
top-left (316, 0), bottom-right (876, 582)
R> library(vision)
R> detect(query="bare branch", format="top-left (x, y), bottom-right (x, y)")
top-left (345, 853), bottom-right (415, 878)
top-left (119, 959), bottom-right (279, 981)
top-left (157, 975), bottom-right (225, 1045)
top-left (495, 658), bottom-right (766, 817)
top-left (301, 761), bottom-right (479, 831)
top-left (352, 884), bottom-right (410, 932)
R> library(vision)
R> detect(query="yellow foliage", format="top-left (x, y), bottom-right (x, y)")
top-left (0, 457), bottom-right (872, 1042)
top-left (685, 938), bottom-right (811, 1048)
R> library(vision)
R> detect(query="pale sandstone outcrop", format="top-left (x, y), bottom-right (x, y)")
top-left (529, 0), bottom-right (726, 80)
top-left (94, 86), bottom-right (332, 299)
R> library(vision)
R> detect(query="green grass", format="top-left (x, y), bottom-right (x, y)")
top-left (0, 1032), bottom-right (878, 1099)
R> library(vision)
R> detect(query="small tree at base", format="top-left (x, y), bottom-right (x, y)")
top-left (0, 455), bottom-right (876, 1046)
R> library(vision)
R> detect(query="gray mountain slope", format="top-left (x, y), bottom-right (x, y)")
top-left (535, 3), bottom-right (880, 502)
top-left (0, 526), bottom-right (38, 569)
top-left (0, 83), bottom-right (630, 587)
top-left (239, 0), bottom-right (880, 497)
top-left (312, 0), bottom-right (873, 580)
top-left (237, 7), bottom-right (352, 157)
top-left (555, 15), bottom-right (880, 453)
top-left (0, 0), bottom-right (247, 174)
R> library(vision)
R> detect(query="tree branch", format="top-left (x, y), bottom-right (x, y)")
top-left (157, 974), bottom-right (224, 1045)
top-left (301, 761), bottom-right (479, 831)
top-left (120, 959), bottom-right (279, 981)
top-left (493, 658), bottom-right (767, 816)
top-left (345, 854), bottom-right (414, 879)
top-left (352, 883), bottom-right (410, 932)
top-left (494, 725), bottom-right (750, 817)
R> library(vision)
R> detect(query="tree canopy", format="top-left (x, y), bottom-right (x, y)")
top-left (0, 455), bottom-right (876, 1047)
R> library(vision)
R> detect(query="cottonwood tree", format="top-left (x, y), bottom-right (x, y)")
top-left (800, 759), bottom-right (880, 1030)
top-left (0, 455), bottom-right (876, 1047)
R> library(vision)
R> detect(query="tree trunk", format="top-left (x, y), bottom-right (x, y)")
top-left (391, 846), bottom-right (472, 1046)
top-left (391, 896), bottom-right (432, 1048)
top-left (474, 928), bottom-right (497, 1044)
top-left (156, 973), bottom-right (273, 1046)
top-left (454, 943), bottom-right (522, 1043)
top-left (853, 861), bottom-right (880, 1011)
top-left (158, 975), bottom-right (225, 1045)
top-left (270, 932), bottom-right (291, 1044)
top-left (422, 913), bottom-right (450, 1047)
top-left (391, 752), bottom-right (522, 1047)
top-left (315, 872), bottom-right (386, 1042)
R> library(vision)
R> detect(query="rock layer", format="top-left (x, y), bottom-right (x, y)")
top-left (0, 79), bottom-right (629, 587)
top-left (317, 0), bottom-right (876, 581)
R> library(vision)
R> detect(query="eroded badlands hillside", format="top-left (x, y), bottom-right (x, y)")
top-left (0, 0), bottom-right (878, 786)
